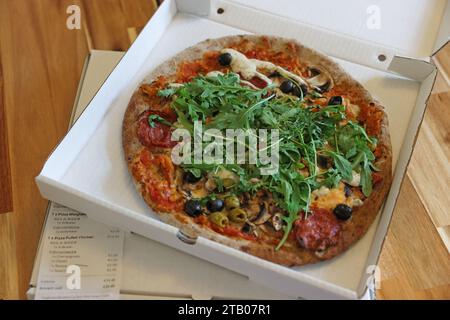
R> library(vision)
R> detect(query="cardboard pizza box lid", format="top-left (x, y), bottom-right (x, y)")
top-left (35, 0), bottom-right (449, 299)
top-left (225, 0), bottom-right (450, 58)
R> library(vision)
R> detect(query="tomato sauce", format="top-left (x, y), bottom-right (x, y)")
top-left (134, 149), bottom-right (183, 212)
top-left (372, 172), bottom-right (383, 185)
top-left (175, 51), bottom-right (226, 83)
top-left (248, 76), bottom-right (268, 89)
top-left (193, 215), bottom-right (256, 241)
top-left (140, 76), bottom-right (170, 107)
top-left (357, 103), bottom-right (383, 136)
top-left (210, 223), bottom-right (256, 241)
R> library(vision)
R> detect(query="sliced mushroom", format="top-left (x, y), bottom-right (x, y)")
top-left (204, 178), bottom-right (217, 191)
top-left (271, 213), bottom-right (284, 231)
top-left (214, 169), bottom-right (239, 185)
top-left (181, 189), bottom-right (192, 199)
top-left (307, 67), bottom-right (334, 93)
top-left (205, 169), bottom-right (239, 191)
top-left (250, 202), bottom-right (271, 225)
top-left (241, 222), bottom-right (258, 237)
top-left (309, 67), bottom-right (322, 77)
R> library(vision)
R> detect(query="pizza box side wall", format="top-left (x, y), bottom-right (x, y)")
top-left (35, 0), bottom-right (448, 299)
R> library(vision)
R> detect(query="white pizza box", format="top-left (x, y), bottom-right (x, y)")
top-left (36, 0), bottom-right (449, 299)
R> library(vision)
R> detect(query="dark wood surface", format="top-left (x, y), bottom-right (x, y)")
top-left (0, 0), bottom-right (448, 299)
top-left (0, 54), bottom-right (13, 214)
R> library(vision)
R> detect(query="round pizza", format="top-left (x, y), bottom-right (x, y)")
top-left (122, 35), bottom-right (392, 266)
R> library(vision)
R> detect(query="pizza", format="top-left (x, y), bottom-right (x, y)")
top-left (122, 35), bottom-right (392, 266)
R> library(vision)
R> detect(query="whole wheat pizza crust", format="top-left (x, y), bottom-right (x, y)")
top-left (122, 35), bottom-right (393, 266)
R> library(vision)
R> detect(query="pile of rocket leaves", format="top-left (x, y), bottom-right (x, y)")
top-left (157, 73), bottom-right (377, 249)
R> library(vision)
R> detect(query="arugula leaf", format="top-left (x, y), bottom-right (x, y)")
top-left (327, 151), bottom-right (353, 182)
top-left (157, 87), bottom-right (177, 97)
top-left (360, 155), bottom-right (373, 197)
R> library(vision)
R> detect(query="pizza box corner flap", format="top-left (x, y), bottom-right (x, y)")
top-left (432, 0), bottom-right (450, 55)
top-left (175, 0), bottom-right (210, 16)
top-left (388, 56), bottom-right (437, 81)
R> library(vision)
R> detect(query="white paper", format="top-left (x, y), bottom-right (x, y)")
top-left (35, 203), bottom-right (124, 300)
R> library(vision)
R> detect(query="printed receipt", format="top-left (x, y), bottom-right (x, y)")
top-left (35, 202), bottom-right (124, 300)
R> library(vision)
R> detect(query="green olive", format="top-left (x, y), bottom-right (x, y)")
top-left (222, 178), bottom-right (236, 188)
top-left (224, 195), bottom-right (240, 209)
top-left (229, 208), bottom-right (247, 223)
top-left (209, 212), bottom-right (229, 227)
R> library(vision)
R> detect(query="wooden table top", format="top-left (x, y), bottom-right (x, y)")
top-left (0, 0), bottom-right (448, 300)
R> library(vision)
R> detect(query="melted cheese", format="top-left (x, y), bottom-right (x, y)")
top-left (206, 70), bottom-right (224, 77)
top-left (221, 48), bottom-right (309, 87)
top-left (311, 183), bottom-right (364, 210)
top-left (343, 97), bottom-right (360, 118)
top-left (312, 184), bottom-right (348, 210)
top-left (344, 171), bottom-right (361, 187)
top-left (252, 59), bottom-right (308, 86)
top-left (222, 48), bottom-right (258, 79)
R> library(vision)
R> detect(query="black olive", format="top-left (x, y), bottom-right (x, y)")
top-left (206, 199), bottom-right (224, 212)
top-left (241, 223), bottom-right (252, 233)
top-left (279, 80), bottom-right (294, 93)
top-left (344, 184), bottom-right (352, 197)
top-left (317, 155), bottom-right (329, 168)
top-left (183, 171), bottom-right (201, 183)
top-left (328, 96), bottom-right (343, 105)
top-left (184, 200), bottom-right (202, 217)
top-left (333, 204), bottom-right (352, 221)
top-left (218, 52), bottom-right (232, 66)
top-left (292, 84), bottom-right (308, 98)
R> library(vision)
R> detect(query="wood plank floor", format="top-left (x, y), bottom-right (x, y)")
top-left (0, 0), bottom-right (449, 300)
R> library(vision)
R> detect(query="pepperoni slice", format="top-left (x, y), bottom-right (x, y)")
top-left (137, 109), bottom-right (177, 149)
top-left (294, 208), bottom-right (341, 251)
